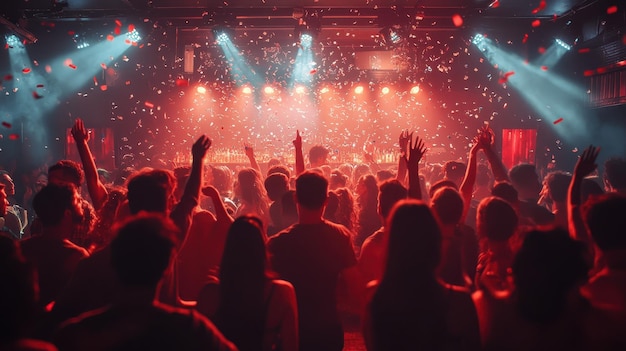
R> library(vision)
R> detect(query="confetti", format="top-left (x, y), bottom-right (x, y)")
top-left (522, 34), bottom-right (529, 44)
top-left (107, 35), bottom-right (114, 41)
top-left (309, 69), bottom-right (317, 74)
top-left (68, 31), bottom-right (75, 36)
top-left (175, 79), bottom-right (189, 87)
top-left (541, 66), bottom-right (548, 71)
top-left (36, 84), bottom-right (44, 88)
top-left (100, 85), bottom-right (108, 91)
top-left (8, 134), bottom-right (19, 140)
top-left (553, 118), bottom-right (564, 124)
top-left (531, 20), bottom-right (541, 27)
top-left (489, 0), bottom-right (500, 8)
top-left (498, 71), bottom-right (515, 84)
top-left (607, 6), bottom-right (618, 14)
top-left (128, 24), bottom-right (135, 32)
top-left (2, 122), bottom-right (11, 128)
top-left (538, 47), bottom-right (546, 54)
top-left (144, 101), bottom-right (154, 108)
top-left (531, 1), bottom-right (547, 14)
top-left (22, 68), bottom-right (31, 74)
top-left (4, 75), bottom-right (13, 80)
top-left (68, 64), bottom-right (77, 69)
top-left (32, 91), bottom-right (43, 99)
top-left (114, 27), bottom-right (121, 35)
top-left (452, 14), bottom-right (464, 27)
top-left (115, 19), bottom-right (122, 27)
top-left (45, 65), bottom-right (52, 73)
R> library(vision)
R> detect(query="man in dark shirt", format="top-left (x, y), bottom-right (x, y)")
top-left (268, 171), bottom-right (361, 351)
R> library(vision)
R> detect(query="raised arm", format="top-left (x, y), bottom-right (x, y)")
top-left (202, 185), bottom-right (234, 228)
top-left (460, 132), bottom-right (486, 221)
top-left (170, 135), bottom-right (211, 248)
top-left (568, 145), bottom-right (600, 244)
top-left (481, 126), bottom-right (510, 182)
top-left (396, 130), bottom-right (410, 186)
top-left (404, 133), bottom-right (427, 200)
top-left (71, 118), bottom-right (108, 210)
top-left (244, 143), bottom-right (262, 175)
top-left (293, 130), bottom-right (305, 176)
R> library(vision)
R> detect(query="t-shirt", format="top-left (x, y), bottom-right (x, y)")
top-left (267, 220), bottom-right (356, 351)
top-left (358, 227), bottom-right (385, 284)
top-left (53, 302), bottom-right (237, 351)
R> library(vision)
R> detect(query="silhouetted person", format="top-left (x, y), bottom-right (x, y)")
top-left (197, 216), bottom-right (298, 351)
top-left (365, 200), bottom-right (480, 351)
top-left (603, 158), bottom-right (626, 194)
top-left (20, 184), bottom-right (89, 309)
top-left (53, 214), bottom-right (237, 351)
top-left (268, 171), bottom-right (361, 351)
top-left (508, 164), bottom-right (554, 226)
top-left (539, 171), bottom-right (572, 228)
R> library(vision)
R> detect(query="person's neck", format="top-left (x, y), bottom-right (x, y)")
top-left (297, 207), bottom-right (325, 225)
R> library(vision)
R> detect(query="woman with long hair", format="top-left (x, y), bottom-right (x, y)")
top-left (355, 174), bottom-right (382, 248)
top-left (196, 216), bottom-right (298, 351)
top-left (234, 168), bottom-right (270, 225)
top-left (365, 199), bottom-right (480, 351)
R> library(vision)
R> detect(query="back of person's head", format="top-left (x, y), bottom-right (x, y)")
top-left (48, 160), bottom-right (84, 187)
top-left (477, 196), bottom-right (518, 242)
top-left (0, 235), bottom-right (37, 345)
top-left (581, 179), bottom-right (604, 203)
top-left (512, 228), bottom-right (588, 324)
top-left (308, 145), bottom-right (329, 166)
top-left (430, 187), bottom-right (464, 225)
top-left (443, 161), bottom-right (466, 186)
top-left (220, 216), bottom-right (267, 285)
top-left (329, 169), bottom-right (349, 189)
top-left (357, 174), bottom-right (379, 196)
top-left (376, 170), bottom-right (395, 183)
top-left (236, 168), bottom-right (265, 202)
top-left (353, 164), bottom-right (371, 186)
top-left (509, 163), bottom-right (539, 191)
top-left (428, 179), bottom-right (458, 198)
top-left (211, 165), bottom-right (233, 194)
top-left (385, 200), bottom-right (442, 277)
top-left (110, 213), bottom-right (178, 288)
top-left (332, 187), bottom-right (356, 230)
top-left (584, 193), bottom-right (626, 252)
top-left (491, 181), bottom-right (519, 204)
top-left (377, 179), bottom-right (407, 220)
top-left (264, 173), bottom-right (289, 202)
top-left (126, 168), bottom-right (175, 215)
top-left (113, 166), bottom-right (136, 187)
top-left (544, 171), bottom-right (572, 203)
top-left (33, 184), bottom-right (80, 228)
top-left (295, 171), bottom-right (328, 210)
top-left (267, 164), bottom-right (290, 179)
top-left (604, 158), bottom-right (626, 191)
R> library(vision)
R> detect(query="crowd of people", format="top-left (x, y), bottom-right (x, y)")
top-left (1, 119), bottom-right (625, 351)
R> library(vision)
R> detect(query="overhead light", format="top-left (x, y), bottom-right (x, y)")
top-left (196, 86), bottom-right (207, 94)
top-left (216, 32), bottom-right (229, 45)
top-left (555, 38), bottom-right (576, 51)
top-left (472, 34), bottom-right (485, 45)
top-left (380, 25), bottom-right (405, 45)
top-left (410, 86), bottom-right (420, 94)
top-left (0, 16), bottom-right (38, 44)
top-left (295, 85), bottom-right (306, 94)
top-left (381, 86), bottom-right (390, 95)
top-left (5, 34), bottom-right (21, 48)
top-left (354, 86), bottom-right (364, 94)
top-left (242, 86), bottom-right (253, 94)
top-left (300, 33), bottom-right (313, 48)
top-left (126, 29), bottom-right (142, 43)
top-left (264, 86), bottom-right (275, 95)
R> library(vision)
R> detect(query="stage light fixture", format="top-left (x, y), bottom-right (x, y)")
top-left (555, 38), bottom-right (574, 51)
top-left (126, 29), bottom-right (142, 43)
top-left (380, 25), bottom-right (405, 45)
top-left (354, 86), bottom-right (364, 95)
top-left (196, 86), bottom-right (207, 94)
top-left (472, 34), bottom-right (485, 45)
top-left (381, 87), bottom-right (390, 95)
top-left (6, 34), bottom-right (21, 47)
top-left (300, 33), bottom-right (313, 48)
top-left (410, 86), bottom-right (420, 94)
top-left (216, 32), bottom-right (229, 45)
top-left (242, 86), bottom-right (253, 94)
top-left (264, 86), bottom-right (275, 95)
top-left (320, 87), bottom-right (330, 94)
top-left (295, 85), bottom-right (307, 94)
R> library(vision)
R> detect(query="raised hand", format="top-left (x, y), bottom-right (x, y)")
top-left (403, 134), bottom-right (427, 168)
top-left (574, 145), bottom-right (600, 179)
top-left (202, 185), bottom-right (220, 199)
top-left (398, 129), bottom-right (410, 156)
top-left (192, 135), bottom-right (211, 160)
top-left (71, 118), bottom-right (89, 143)
top-left (244, 143), bottom-right (255, 158)
top-left (293, 130), bottom-right (302, 149)
top-left (476, 125), bottom-right (494, 150)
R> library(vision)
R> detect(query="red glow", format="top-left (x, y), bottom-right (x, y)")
top-left (531, 20), bottom-right (541, 27)
top-left (607, 6), bottom-right (618, 14)
top-left (532, 1), bottom-right (547, 14)
top-left (452, 14), bottom-right (464, 27)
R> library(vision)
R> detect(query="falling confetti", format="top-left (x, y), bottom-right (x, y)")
top-left (452, 14), bottom-right (463, 27)
top-left (145, 101), bottom-right (155, 108)
top-left (4, 75), bottom-right (13, 80)
top-left (522, 34), bottom-right (529, 44)
top-left (607, 6), bottom-right (618, 14)
top-left (553, 117), bottom-right (564, 124)
top-left (8, 134), bottom-right (19, 140)
top-left (541, 66), bottom-right (548, 71)
top-left (32, 91), bottom-right (43, 99)
top-left (489, 0), bottom-right (500, 8)
top-left (498, 71), bottom-right (515, 84)
top-left (22, 68), bottom-right (31, 74)
top-left (100, 85), bottom-right (108, 91)
top-left (531, 1), bottom-right (547, 14)
top-left (531, 20), bottom-right (541, 27)
top-left (175, 79), bottom-right (189, 87)
top-left (2, 122), bottom-right (11, 128)
top-left (107, 35), bottom-right (114, 41)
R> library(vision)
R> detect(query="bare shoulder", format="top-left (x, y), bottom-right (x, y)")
top-left (271, 279), bottom-right (295, 294)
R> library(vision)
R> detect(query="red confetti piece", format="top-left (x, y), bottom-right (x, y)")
top-left (128, 24), bottom-right (135, 32)
top-left (93, 76), bottom-right (98, 85)
top-left (532, 0), bottom-right (547, 14)
top-left (22, 68), bottom-right (31, 74)
top-left (531, 19), bottom-right (541, 27)
top-left (115, 19), bottom-right (122, 27)
top-left (4, 75), bottom-right (13, 81)
top-left (124, 39), bottom-right (131, 45)
top-left (583, 70), bottom-right (595, 76)
top-left (175, 79), bottom-right (189, 87)
top-left (2, 122), bottom-right (12, 128)
top-left (100, 85), bottom-right (108, 91)
top-left (68, 64), bottom-right (77, 69)
top-left (553, 118), bottom-right (564, 125)
top-left (144, 101), bottom-right (154, 108)
top-left (607, 6), bottom-right (618, 14)
top-left (498, 71), bottom-right (515, 84)
top-left (538, 47), bottom-right (546, 54)
top-left (101, 63), bottom-right (107, 69)
top-left (522, 33), bottom-right (529, 43)
top-left (32, 91), bottom-right (43, 99)
top-left (597, 67), bottom-right (607, 74)
top-left (107, 35), bottom-right (114, 41)
top-left (452, 14), bottom-right (464, 27)
top-left (114, 27), bottom-right (121, 35)
top-left (36, 84), bottom-right (44, 88)
top-left (68, 31), bottom-right (75, 36)
top-left (309, 69), bottom-right (317, 74)
top-left (578, 48), bottom-right (590, 53)
top-left (541, 66), bottom-right (548, 71)
top-left (489, 0), bottom-right (500, 8)
top-left (8, 134), bottom-right (19, 140)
